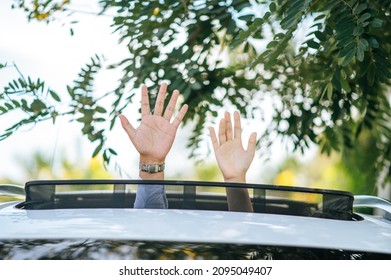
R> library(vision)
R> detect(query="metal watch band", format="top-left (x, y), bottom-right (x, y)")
top-left (139, 162), bottom-right (165, 173)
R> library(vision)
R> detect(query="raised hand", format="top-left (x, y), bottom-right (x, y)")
top-left (119, 83), bottom-right (188, 178)
top-left (209, 111), bottom-right (256, 212)
top-left (209, 111), bottom-right (257, 183)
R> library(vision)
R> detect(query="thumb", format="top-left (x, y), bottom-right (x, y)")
top-left (119, 114), bottom-right (136, 140)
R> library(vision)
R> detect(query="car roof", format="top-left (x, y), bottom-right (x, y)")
top-left (0, 179), bottom-right (390, 255)
top-left (0, 203), bottom-right (390, 254)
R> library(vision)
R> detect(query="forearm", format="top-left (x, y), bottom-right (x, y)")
top-left (225, 176), bottom-right (254, 212)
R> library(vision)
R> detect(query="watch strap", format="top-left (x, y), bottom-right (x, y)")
top-left (139, 162), bottom-right (165, 173)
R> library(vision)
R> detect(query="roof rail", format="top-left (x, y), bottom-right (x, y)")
top-left (0, 184), bottom-right (26, 197)
top-left (353, 195), bottom-right (391, 221)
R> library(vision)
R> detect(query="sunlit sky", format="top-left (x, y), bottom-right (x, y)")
top-left (0, 0), bottom-right (317, 184)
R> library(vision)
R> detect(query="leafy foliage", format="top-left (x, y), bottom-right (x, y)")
top-left (0, 62), bottom-right (61, 141)
top-left (2, 0), bottom-right (390, 191)
top-left (0, 57), bottom-right (117, 166)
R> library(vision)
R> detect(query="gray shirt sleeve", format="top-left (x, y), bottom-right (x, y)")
top-left (134, 183), bottom-right (168, 209)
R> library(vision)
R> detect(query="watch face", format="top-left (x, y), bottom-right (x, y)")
top-left (147, 165), bottom-right (159, 173)
top-left (140, 163), bottom-right (164, 173)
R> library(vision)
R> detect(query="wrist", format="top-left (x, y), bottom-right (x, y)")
top-left (139, 155), bottom-right (165, 165)
top-left (139, 170), bottom-right (164, 180)
top-left (223, 174), bottom-right (246, 183)
top-left (139, 158), bottom-right (165, 180)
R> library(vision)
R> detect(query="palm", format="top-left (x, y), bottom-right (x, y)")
top-left (119, 83), bottom-right (188, 164)
top-left (132, 115), bottom-right (176, 161)
top-left (214, 139), bottom-right (253, 180)
top-left (210, 112), bottom-right (257, 181)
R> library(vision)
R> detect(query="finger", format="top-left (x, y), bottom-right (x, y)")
top-left (225, 112), bottom-right (233, 140)
top-left (172, 104), bottom-right (188, 129)
top-left (233, 111), bottom-right (242, 141)
top-left (163, 90), bottom-right (179, 121)
top-left (118, 114), bottom-right (136, 140)
top-left (246, 132), bottom-right (257, 156)
top-left (141, 85), bottom-right (150, 117)
top-left (218, 118), bottom-right (226, 144)
top-left (209, 127), bottom-right (220, 151)
top-left (154, 82), bottom-right (167, 116)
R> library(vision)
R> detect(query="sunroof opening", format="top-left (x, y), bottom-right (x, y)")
top-left (18, 180), bottom-right (357, 221)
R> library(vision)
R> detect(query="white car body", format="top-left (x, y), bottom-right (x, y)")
top-left (0, 180), bottom-right (390, 259)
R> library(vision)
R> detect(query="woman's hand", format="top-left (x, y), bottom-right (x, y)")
top-left (209, 111), bottom-right (256, 212)
top-left (209, 111), bottom-right (257, 183)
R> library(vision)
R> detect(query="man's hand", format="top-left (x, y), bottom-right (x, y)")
top-left (209, 111), bottom-right (257, 183)
top-left (119, 83), bottom-right (188, 177)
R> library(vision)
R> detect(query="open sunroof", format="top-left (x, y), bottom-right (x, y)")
top-left (19, 180), bottom-right (356, 221)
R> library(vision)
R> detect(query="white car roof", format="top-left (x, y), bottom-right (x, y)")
top-left (0, 202), bottom-right (390, 254)
top-left (1, 180), bottom-right (391, 256)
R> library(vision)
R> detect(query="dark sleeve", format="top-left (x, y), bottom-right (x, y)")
top-left (134, 184), bottom-right (168, 209)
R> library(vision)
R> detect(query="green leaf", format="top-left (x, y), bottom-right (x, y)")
top-left (274, 33), bottom-right (285, 40)
top-left (102, 150), bottom-right (108, 163)
top-left (4, 103), bottom-right (13, 110)
top-left (95, 106), bottom-right (107, 113)
top-left (67, 85), bottom-right (74, 97)
top-left (108, 148), bottom-right (118, 155)
top-left (191, 82), bottom-right (202, 90)
top-left (314, 31), bottom-right (326, 41)
top-left (263, 11), bottom-right (271, 20)
top-left (368, 37), bottom-right (379, 48)
top-left (21, 99), bottom-right (29, 111)
top-left (353, 26), bottom-right (363, 36)
top-left (359, 38), bottom-right (369, 50)
top-left (31, 99), bottom-right (47, 112)
top-left (325, 25), bottom-right (333, 35)
top-left (92, 142), bottom-right (103, 157)
top-left (327, 83), bottom-right (333, 100)
top-left (306, 39), bottom-right (320, 49)
top-left (370, 18), bottom-right (383, 27)
top-left (269, 2), bottom-right (276, 12)
top-left (356, 42), bottom-right (365, 62)
top-left (359, 13), bottom-right (371, 23)
top-left (12, 100), bottom-right (20, 107)
top-left (8, 82), bottom-right (15, 90)
top-left (354, 3), bottom-right (367, 14)
top-left (340, 79), bottom-right (351, 92)
top-left (314, 14), bottom-right (326, 21)
top-left (342, 47), bottom-right (357, 66)
top-left (266, 40), bottom-right (278, 49)
top-left (321, 82), bottom-right (333, 100)
top-left (49, 90), bottom-right (61, 101)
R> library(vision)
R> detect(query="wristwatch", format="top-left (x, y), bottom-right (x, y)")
top-left (139, 162), bottom-right (165, 173)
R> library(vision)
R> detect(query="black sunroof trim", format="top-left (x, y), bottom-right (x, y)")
top-left (21, 179), bottom-right (355, 221)
top-left (25, 179), bottom-right (354, 198)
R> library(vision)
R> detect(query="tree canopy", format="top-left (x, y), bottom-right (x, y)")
top-left (1, 0), bottom-right (390, 193)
